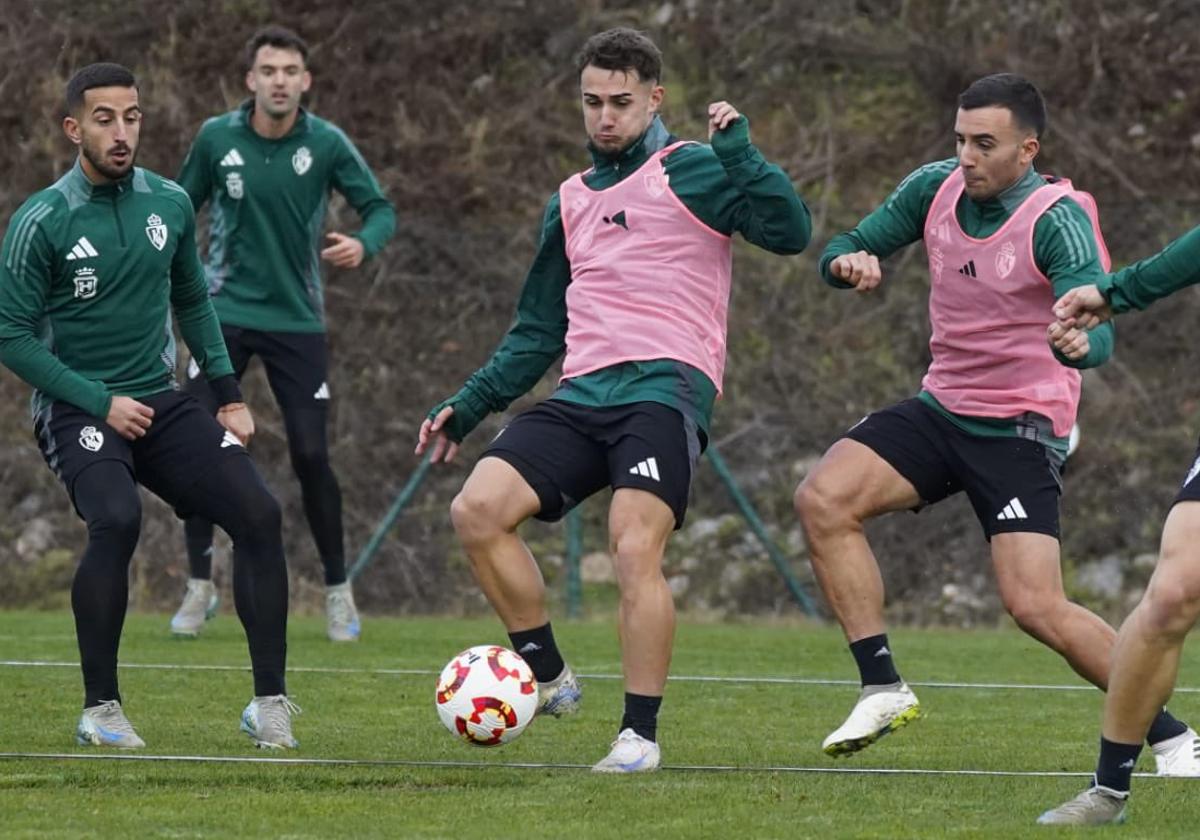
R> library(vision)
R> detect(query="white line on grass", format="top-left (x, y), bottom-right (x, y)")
top-left (0, 751), bottom-right (1167, 778)
top-left (1, 660), bottom-right (1198, 694)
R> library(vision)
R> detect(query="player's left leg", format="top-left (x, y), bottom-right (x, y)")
top-left (591, 402), bottom-right (699, 773)
top-left (258, 330), bottom-right (356, 641)
top-left (969, 433), bottom-right (1195, 770)
top-left (1038, 501), bottom-right (1200, 825)
top-left (135, 392), bottom-right (294, 748)
top-left (591, 487), bottom-right (675, 774)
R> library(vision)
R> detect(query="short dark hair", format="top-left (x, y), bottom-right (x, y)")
top-left (958, 73), bottom-right (1047, 137)
top-left (245, 24), bottom-right (309, 70)
top-left (574, 28), bottom-right (663, 83)
top-left (66, 63), bottom-right (137, 114)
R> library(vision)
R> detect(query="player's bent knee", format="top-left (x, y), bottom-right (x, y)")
top-left (450, 489), bottom-right (508, 542)
top-left (1005, 596), bottom-right (1059, 640)
top-left (794, 473), bottom-right (854, 534)
top-left (1141, 575), bottom-right (1200, 641)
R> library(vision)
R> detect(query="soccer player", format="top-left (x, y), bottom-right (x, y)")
top-left (0, 63), bottom-right (297, 749)
top-left (1038, 224), bottom-right (1200, 825)
top-left (416, 28), bottom-right (810, 772)
top-left (793, 73), bottom-right (1200, 772)
top-left (171, 24), bottom-right (396, 642)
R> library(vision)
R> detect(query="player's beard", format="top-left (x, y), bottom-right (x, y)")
top-left (81, 136), bottom-right (136, 181)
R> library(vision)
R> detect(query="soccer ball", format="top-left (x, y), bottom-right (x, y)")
top-left (435, 645), bottom-right (538, 747)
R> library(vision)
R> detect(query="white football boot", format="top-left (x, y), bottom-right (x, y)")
top-left (170, 578), bottom-right (219, 637)
top-left (76, 700), bottom-right (145, 749)
top-left (325, 582), bottom-right (361, 642)
top-left (822, 681), bottom-right (920, 757)
top-left (1152, 727), bottom-right (1200, 776)
top-left (535, 665), bottom-right (582, 718)
top-left (592, 728), bottom-right (661, 774)
top-left (241, 695), bottom-right (301, 749)
top-left (1037, 783), bottom-right (1128, 826)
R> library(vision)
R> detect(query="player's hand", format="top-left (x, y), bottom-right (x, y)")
top-left (217, 401), bottom-right (255, 445)
top-left (321, 232), bottom-right (365, 269)
top-left (830, 251), bottom-right (883, 293)
top-left (707, 101), bottom-right (742, 138)
top-left (106, 396), bottom-right (154, 441)
top-left (1047, 321), bottom-right (1091, 361)
top-left (1053, 284), bottom-right (1112, 330)
top-left (416, 405), bottom-right (459, 463)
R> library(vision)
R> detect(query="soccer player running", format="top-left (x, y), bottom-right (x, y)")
top-left (170, 25), bottom-right (395, 643)
top-left (416, 28), bottom-right (810, 772)
top-left (0, 63), bottom-right (297, 749)
top-left (1038, 225), bottom-right (1200, 825)
top-left (794, 73), bottom-right (1200, 772)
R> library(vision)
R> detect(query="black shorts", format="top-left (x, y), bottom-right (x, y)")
top-left (481, 400), bottom-right (705, 529)
top-left (34, 390), bottom-right (250, 519)
top-left (844, 398), bottom-right (1064, 540)
top-left (185, 325), bottom-right (330, 414)
top-left (1173, 439), bottom-right (1200, 507)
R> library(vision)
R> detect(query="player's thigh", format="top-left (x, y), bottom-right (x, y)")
top-left (602, 402), bottom-right (701, 531)
top-left (33, 400), bottom-right (136, 519)
top-left (129, 391), bottom-right (253, 517)
top-left (479, 400), bottom-right (610, 524)
top-left (256, 329), bottom-right (331, 413)
top-left (989, 531), bottom-right (1065, 612)
top-left (807, 399), bottom-right (955, 517)
top-left (955, 433), bottom-right (1063, 541)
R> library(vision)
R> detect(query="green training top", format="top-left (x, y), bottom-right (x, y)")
top-left (0, 162), bottom-right (238, 422)
top-left (434, 115), bottom-right (811, 443)
top-left (1099, 223), bottom-right (1200, 312)
top-left (177, 101), bottom-right (396, 333)
top-left (819, 158), bottom-right (1116, 456)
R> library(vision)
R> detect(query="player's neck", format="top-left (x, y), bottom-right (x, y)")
top-left (250, 106), bottom-right (299, 140)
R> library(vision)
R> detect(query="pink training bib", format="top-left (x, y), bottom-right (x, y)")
top-left (558, 141), bottom-right (733, 392)
top-left (921, 167), bottom-right (1110, 437)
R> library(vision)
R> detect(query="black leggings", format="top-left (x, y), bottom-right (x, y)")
top-left (73, 455), bottom-right (288, 707)
top-left (185, 407), bottom-right (344, 586)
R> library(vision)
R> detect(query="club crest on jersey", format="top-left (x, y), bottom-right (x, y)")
top-left (79, 425), bottom-right (104, 452)
top-left (225, 171), bottom-right (244, 200)
top-left (643, 171), bottom-right (668, 198)
top-left (145, 214), bottom-right (168, 251)
top-left (292, 146), bottom-right (313, 175)
top-left (72, 267), bottom-right (98, 300)
top-left (995, 241), bottom-right (1016, 279)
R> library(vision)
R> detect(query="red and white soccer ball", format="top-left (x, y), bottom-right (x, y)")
top-left (435, 645), bottom-right (538, 747)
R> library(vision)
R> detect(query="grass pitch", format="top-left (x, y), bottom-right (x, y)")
top-left (1, 610), bottom-right (1197, 838)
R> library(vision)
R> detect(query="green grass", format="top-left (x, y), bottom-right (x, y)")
top-left (1, 610), bottom-right (1198, 838)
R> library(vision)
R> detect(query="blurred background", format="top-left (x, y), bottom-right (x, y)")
top-left (0, 0), bottom-right (1196, 626)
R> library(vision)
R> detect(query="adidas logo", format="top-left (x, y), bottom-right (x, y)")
top-left (996, 497), bottom-right (1028, 521)
top-left (518, 642), bottom-right (542, 654)
top-left (957, 260), bottom-right (977, 278)
top-left (64, 236), bottom-right (99, 261)
top-left (220, 149), bottom-right (245, 167)
top-left (313, 382), bottom-right (330, 400)
top-left (220, 430), bottom-right (242, 448)
top-left (874, 646), bottom-right (891, 657)
top-left (1118, 759), bottom-right (1135, 769)
top-left (628, 457), bottom-right (660, 481)
top-left (602, 210), bottom-right (628, 230)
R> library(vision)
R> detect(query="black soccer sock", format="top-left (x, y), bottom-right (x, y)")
top-left (1095, 736), bottom-right (1142, 793)
top-left (71, 462), bottom-right (142, 708)
top-left (621, 693), bottom-right (663, 743)
top-left (508, 623), bottom-right (565, 683)
top-left (184, 516), bottom-right (215, 580)
top-left (849, 633), bottom-right (901, 687)
top-left (1145, 708), bottom-right (1188, 746)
